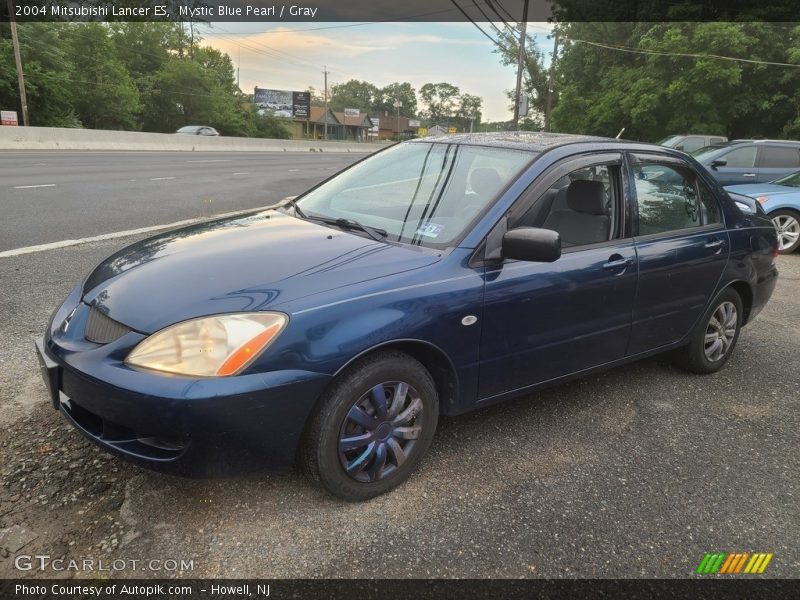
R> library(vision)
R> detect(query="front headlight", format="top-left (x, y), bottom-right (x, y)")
top-left (125, 312), bottom-right (288, 377)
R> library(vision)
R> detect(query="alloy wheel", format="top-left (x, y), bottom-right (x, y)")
top-left (338, 381), bottom-right (423, 483)
top-left (703, 301), bottom-right (738, 362)
top-left (772, 214), bottom-right (800, 251)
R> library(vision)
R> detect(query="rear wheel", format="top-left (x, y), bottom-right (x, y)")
top-left (674, 288), bottom-right (743, 374)
top-left (302, 351), bottom-right (438, 501)
top-left (771, 209), bottom-right (800, 254)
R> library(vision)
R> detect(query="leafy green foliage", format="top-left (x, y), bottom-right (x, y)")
top-left (0, 21), bottom-right (289, 138)
top-left (549, 22), bottom-right (800, 141)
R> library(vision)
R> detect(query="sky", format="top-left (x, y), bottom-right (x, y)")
top-left (200, 21), bottom-right (555, 122)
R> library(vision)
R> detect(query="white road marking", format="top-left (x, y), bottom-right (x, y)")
top-left (13, 184), bottom-right (56, 189)
top-left (150, 177), bottom-right (176, 181)
top-left (233, 172), bottom-right (249, 175)
top-left (0, 206), bottom-right (272, 259)
top-left (287, 169), bottom-right (300, 172)
top-left (186, 159), bottom-right (232, 163)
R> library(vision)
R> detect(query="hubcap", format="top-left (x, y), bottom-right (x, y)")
top-left (773, 214), bottom-right (800, 251)
top-left (703, 301), bottom-right (737, 362)
top-left (338, 381), bottom-right (423, 483)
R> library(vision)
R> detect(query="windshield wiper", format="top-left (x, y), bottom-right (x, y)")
top-left (276, 196), bottom-right (306, 218)
top-left (305, 214), bottom-right (388, 242)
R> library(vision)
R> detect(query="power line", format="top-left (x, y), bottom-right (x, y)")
top-left (568, 38), bottom-right (800, 69)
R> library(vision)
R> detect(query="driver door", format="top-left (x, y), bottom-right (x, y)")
top-left (477, 153), bottom-right (639, 400)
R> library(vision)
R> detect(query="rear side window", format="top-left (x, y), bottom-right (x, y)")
top-left (758, 146), bottom-right (800, 168)
top-left (633, 163), bottom-right (702, 235)
top-left (722, 146), bottom-right (757, 168)
top-left (710, 137), bottom-right (725, 144)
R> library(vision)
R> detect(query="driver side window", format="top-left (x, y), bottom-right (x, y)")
top-left (516, 164), bottom-right (619, 247)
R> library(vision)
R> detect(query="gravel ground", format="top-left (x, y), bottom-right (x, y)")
top-left (0, 240), bottom-right (797, 579)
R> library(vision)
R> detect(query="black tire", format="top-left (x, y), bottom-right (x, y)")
top-left (673, 288), bottom-right (743, 374)
top-left (301, 351), bottom-right (439, 501)
top-left (769, 209), bottom-right (800, 254)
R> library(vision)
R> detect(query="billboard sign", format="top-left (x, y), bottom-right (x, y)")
top-left (344, 108), bottom-right (360, 118)
top-left (369, 117), bottom-right (380, 134)
top-left (254, 88), bottom-right (310, 119)
top-left (417, 127), bottom-right (428, 137)
top-left (408, 119), bottom-right (421, 128)
top-left (1, 110), bottom-right (18, 126)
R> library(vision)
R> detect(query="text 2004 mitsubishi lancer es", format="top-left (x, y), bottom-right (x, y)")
top-left (37, 133), bottom-right (778, 500)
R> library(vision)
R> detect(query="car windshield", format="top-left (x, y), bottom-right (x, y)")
top-left (294, 142), bottom-right (534, 247)
top-left (690, 144), bottom-right (729, 158)
top-left (657, 135), bottom-right (681, 146)
top-left (771, 169), bottom-right (800, 187)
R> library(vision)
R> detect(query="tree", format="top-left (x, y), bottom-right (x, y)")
top-left (419, 82), bottom-right (460, 122)
top-left (329, 79), bottom-right (379, 113)
top-left (455, 93), bottom-right (483, 131)
top-left (374, 82), bottom-right (418, 117)
top-left (550, 22), bottom-right (800, 141)
top-left (0, 23), bottom-right (80, 127)
top-left (63, 23), bottom-right (141, 130)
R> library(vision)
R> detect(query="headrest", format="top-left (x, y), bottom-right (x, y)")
top-left (470, 168), bottom-right (503, 198)
top-left (566, 180), bottom-right (607, 215)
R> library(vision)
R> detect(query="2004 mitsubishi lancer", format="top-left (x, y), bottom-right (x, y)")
top-left (36, 133), bottom-right (778, 501)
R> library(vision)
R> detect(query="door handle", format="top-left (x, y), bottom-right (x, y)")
top-left (603, 255), bottom-right (634, 270)
top-left (743, 173), bottom-right (756, 177)
top-left (704, 238), bottom-right (726, 250)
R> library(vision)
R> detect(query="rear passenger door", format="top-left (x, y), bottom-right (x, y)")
top-left (756, 145), bottom-right (800, 182)
top-left (627, 154), bottom-right (729, 355)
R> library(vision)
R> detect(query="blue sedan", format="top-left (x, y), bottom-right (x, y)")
top-left (36, 133), bottom-right (779, 500)
top-left (727, 170), bottom-right (800, 254)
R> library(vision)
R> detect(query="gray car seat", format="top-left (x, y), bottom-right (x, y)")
top-left (541, 180), bottom-right (610, 246)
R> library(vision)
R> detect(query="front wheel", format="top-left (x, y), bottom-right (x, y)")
top-left (674, 288), bottom-right (743, 374)
top-left (302, 351), bottom-right (439, 501)
top-left (771, 209), bottom-right (800, 254)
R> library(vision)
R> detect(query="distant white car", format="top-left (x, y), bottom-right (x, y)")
top-left (176, 126), bottom-right (220, 136)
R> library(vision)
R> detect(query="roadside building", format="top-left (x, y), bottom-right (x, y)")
top-left (370, 115), bottom-right (421, 140)
top-left (426, 124), bottom-right (450, 136)
top-left (282, 107), bottom-right (373, 141)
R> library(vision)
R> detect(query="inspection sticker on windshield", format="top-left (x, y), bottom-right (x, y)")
top-left (416, 223), bottom-right (444, 238)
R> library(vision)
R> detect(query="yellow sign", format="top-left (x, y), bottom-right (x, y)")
top-left (417, 127), bottom-right (428, 137)
top-left (448, 127), bottom-right (457, 134)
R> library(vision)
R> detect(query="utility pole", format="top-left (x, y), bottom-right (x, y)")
top-left (237, 46), bottom-right (241, 90)
top-left (7, 0), bottom-right (29, 126)
top-left (512, 0), bottom-right (529, 130)
top-left (544, 32), bottom-right (560, 132)
top-left (323, 66), bottom-right (329, 141)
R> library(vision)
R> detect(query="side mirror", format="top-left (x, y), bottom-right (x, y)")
top-left (711, 158), bottom-right (727, 169)
top-left (674, 144), bottom-right (684, 151)
top-left (502, 227), bottom-right (561, 262)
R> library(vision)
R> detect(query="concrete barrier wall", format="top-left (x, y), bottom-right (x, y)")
top-left (0, 126), bottom-right (389, 153)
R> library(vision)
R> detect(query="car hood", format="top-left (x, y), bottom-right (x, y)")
top-left (82, 210), bottom-right (440, 333)
top-left (725, 183), bottom-right (798, 197)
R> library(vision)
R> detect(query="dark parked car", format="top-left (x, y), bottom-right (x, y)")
top-left (36, 133), bottom-right (779, 500)
top-left (658, 134), bottom-right (727, 153)
top-left (175, 125), bottom-right (220, 136)
top-left (693, 139), bottom-right (800, 186)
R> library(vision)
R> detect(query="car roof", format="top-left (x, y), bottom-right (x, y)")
top-left (405, 131), bottom-right (693, 160)
top-left (728, 138), bottom-right (800, 145)
top-left (408, 131), bottom-right (629, 151)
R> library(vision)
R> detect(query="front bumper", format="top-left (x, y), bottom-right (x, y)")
top-left (35, 335), bottom-right (330, 475)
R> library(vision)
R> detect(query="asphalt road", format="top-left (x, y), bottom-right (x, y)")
top-left (0, 151), bottom-right (363, 252)
top-left (0, 153), bottom-right (798, 579)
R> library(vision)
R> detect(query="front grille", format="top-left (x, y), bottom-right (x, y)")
top-left (85, 307), bottom-right (131, 344)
